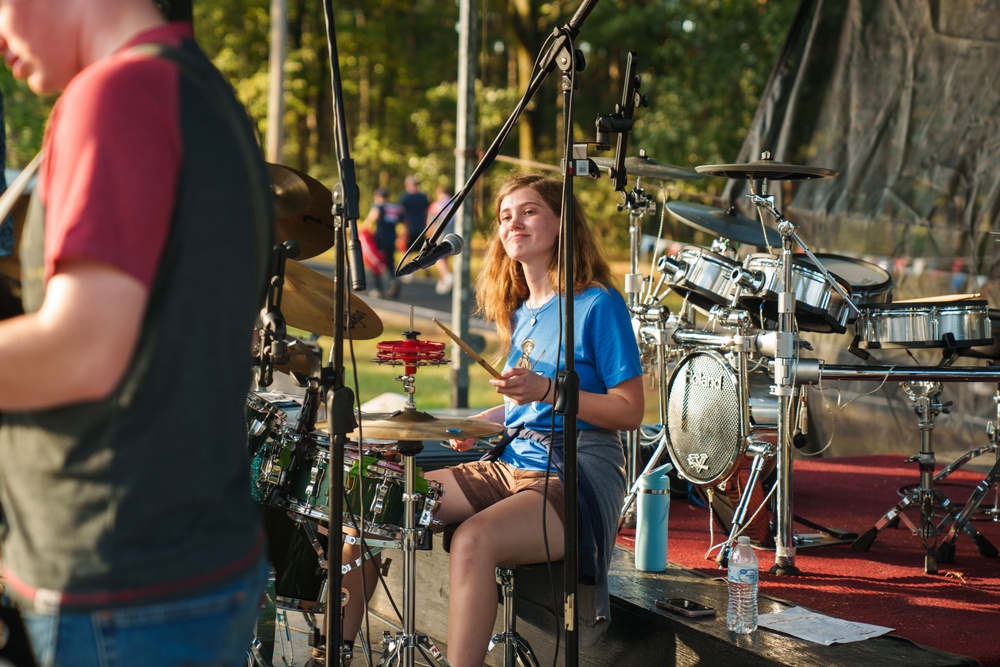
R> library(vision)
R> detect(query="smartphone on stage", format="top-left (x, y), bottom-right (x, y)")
top-left (655, 597), bottom-right (716, 617)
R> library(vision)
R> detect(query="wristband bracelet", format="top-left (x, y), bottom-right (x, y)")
top-left (540, 377), bottom-right (553, 403)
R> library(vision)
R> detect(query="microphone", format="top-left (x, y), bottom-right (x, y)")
top-left (395, 233), bottom-right (464, 277)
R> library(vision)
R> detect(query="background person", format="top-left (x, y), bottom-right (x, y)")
top-left (398, 174), bottom-right (430, 283)
top-left (362, 187), bottom-right (404, 298)
top-left (0, 1), bottom-right (273, 665)
top-left (427, 183), bottom-right (455, 294)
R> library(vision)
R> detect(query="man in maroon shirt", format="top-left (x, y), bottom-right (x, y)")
top-left (0, 1), bottom-right (273, 665)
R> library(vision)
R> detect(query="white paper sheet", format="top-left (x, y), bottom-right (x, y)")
top-left (757, 606), bottom-right (894, 645)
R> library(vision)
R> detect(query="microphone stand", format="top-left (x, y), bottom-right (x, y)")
top-left (322, 2), bottom-right (365, 664)
top-left (385, 3), bottom-right (602, 664)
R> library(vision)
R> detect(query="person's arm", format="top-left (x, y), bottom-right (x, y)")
top-left (449, 404), bottom-right (505, 452)
top-left (0, 259), bottom-right (147, 410)
top-left (362, 206), bottom-right (379, 233)
top-left (490, 368), bottom-right (644, 432)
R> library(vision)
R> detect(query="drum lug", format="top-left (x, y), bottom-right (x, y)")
top-left (372, 482), bottom-right (390, 514)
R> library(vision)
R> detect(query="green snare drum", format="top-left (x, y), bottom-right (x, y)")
top-left (340, 451), bottom-right (443, 540)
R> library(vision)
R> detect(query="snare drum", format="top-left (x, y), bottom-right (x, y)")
top-left (737, 254), bottom-right (853, 333)
top-left (341, 450), bottom-right (443, 540)
top-left (856, 300), bottom-right (993, 350)
top-left (663, 245), bottom-right (740, 313)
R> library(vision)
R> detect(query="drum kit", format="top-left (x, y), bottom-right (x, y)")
top-left (244, 149), bottom-right (1000, 665)
top-left (617, 151), bottom-right (1000, 576)
top-left (247, 165), bottom-right (504, 667)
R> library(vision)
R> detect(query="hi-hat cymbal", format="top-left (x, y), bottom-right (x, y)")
top-left (267, 163), bottom-right (336, 260)
top-left (667, 201), bottom-right (782, 247)
top-left (592, 154), bottom-right (701, 181)
top-left (282, 260), bottom-right (383, 339)
top-left (347, 409), bottom-right (504, 441)
top-left (695, 157), bottom-right (837, 181)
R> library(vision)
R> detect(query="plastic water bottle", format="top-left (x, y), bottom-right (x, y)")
top-left (727, 535), bottom-right (759, 633)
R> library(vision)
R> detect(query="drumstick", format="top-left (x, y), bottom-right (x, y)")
top-left (431, 318), bottom-right (502, 379)
top-left (893, 293), bottom-right (981, 304)
top-left (0, 151), bottom-right (42, 221)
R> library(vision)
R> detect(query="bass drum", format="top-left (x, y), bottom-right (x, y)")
top-left (261, 506), bottom-right (328, 613)
top-left (665, 349), bottom-right (778, 486)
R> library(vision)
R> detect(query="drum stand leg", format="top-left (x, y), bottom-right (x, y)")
top-left (377, 440), bottom-right (450, 667)
top-left (935, 382), bottom-right (1000, 563)
top-left (851, 382), bottom-right (970, 574)
top-left (619, 305), bottom-right (674, 531)
top-left (715, 445), bottom-right (771, 566)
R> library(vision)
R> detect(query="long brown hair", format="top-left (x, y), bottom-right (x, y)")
top-left (475, 174), bottom-right (615, 360)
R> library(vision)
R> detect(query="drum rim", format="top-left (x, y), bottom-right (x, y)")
top-left (676, 244), bottom-right (741, 265)
top-left (797, 252), bottom-right (893, 292)
top-left (859, 299), bottom-right (989, 312)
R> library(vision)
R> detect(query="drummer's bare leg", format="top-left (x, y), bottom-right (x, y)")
top-left (447, 492), bottom-right (564, 667)
top-left (341, 534), bottom-right (380, 650)
top-left (426, 469), bottom-right (564, 667)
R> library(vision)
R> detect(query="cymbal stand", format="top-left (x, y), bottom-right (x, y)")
top-left (376, 438), bottom-right (450, 667)
top-left (620, 182), bottom-right (659, 521)
top-left (850, 381), bottom-right (973, 573)
top-left (618, 303), bottom-right (675, 529)
top-left (935, 380), bottom-right (1000, 563)
top-left (745, 191), bottom-right (861, 576)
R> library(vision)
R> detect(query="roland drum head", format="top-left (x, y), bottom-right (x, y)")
top-left (665, 350), bottom-right (747, 486)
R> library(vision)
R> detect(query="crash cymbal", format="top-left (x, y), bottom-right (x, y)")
top-left (695, 156), bottom-right (837, 180)
top-left (347, 408), bottom-right (504, 441)
top-left (667, 201), bottom-right (782, 247)
top-left (282, 260), bottom-right (383, 339)
top-left (592, 154), bottom-right (701, 181)
top-left (267, 163), bottom-right (336, 260)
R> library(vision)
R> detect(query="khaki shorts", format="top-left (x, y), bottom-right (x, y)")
top-left (450, 460), bottom-right (565, 524)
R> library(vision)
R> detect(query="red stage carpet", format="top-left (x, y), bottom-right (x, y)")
top-left (620, 454), bottom-right (1000, 666)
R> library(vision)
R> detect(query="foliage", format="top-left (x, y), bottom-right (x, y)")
top-left (3, 0), bottom-right (799, 251)
top-left (0, 69), bottom-right (52, 167)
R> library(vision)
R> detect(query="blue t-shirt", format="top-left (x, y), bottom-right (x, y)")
top-left (499, 285), bottom-right (642, 471)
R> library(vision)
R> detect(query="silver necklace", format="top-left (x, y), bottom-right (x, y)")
top-left (526, 303), bottom-right (541, 327)
top-left (524, 296), bottom-right (554, 327)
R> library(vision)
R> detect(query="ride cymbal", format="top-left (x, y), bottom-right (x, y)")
top-left (282, 260), bottom-right (383, 339)
top-left (347, 409), bottom-right (504, 441)
top-left (695, 156), bottom-right (837, 181)
top-left (267, 163), bottom-right (336, 260)
top-left (667, 201), bottom-right (782, 247)
top-left (592, 154), bottom-right (701, 181)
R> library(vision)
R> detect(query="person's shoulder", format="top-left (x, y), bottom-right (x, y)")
top-left (67, 28), bottom-right (192, 105)
top-left (578, 284), bottom-right (628, 316)
top-left (579, 284), bottom-right (622, 303)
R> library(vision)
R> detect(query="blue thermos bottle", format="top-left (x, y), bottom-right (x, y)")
top-left (634, 462), bottom-right (673, 572)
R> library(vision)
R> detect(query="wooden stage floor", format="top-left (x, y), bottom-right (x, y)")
top-left (255, 541), bottom-right (979, 667)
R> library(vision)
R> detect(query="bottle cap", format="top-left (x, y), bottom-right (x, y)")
top-left (737, 535), bottom-right (751, 544)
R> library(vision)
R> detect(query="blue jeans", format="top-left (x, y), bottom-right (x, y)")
top-left (21, 556), bottom-right (268, 667)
